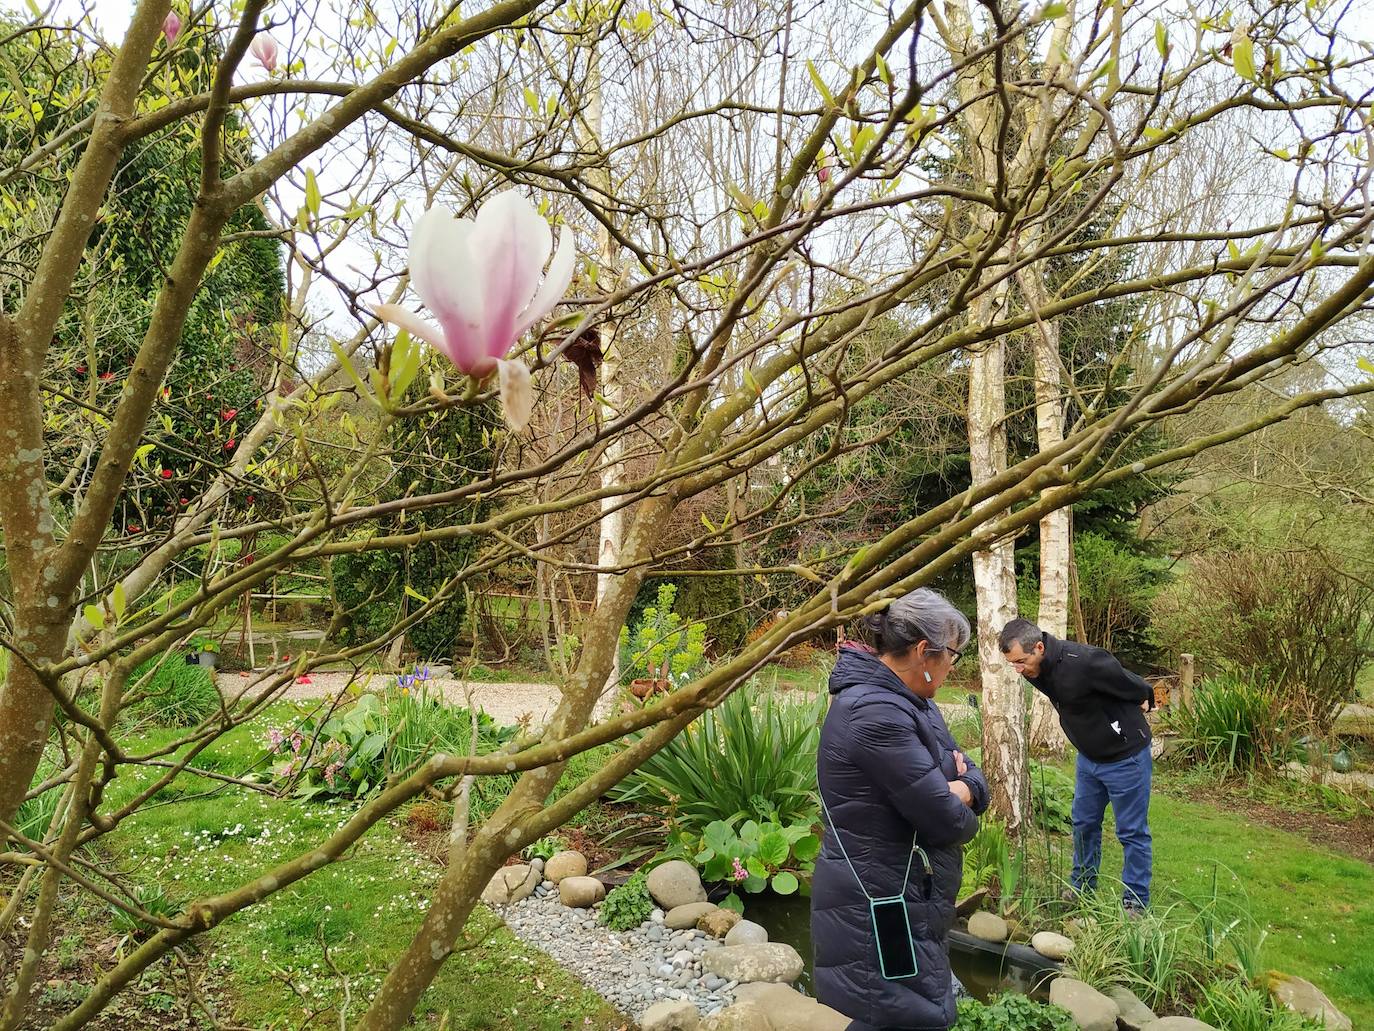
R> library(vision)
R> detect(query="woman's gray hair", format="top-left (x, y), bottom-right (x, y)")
top-left (859, 588), bottom-right (971, 657)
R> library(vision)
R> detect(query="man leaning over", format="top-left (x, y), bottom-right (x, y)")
top-left (999, 618), bottom-right (1155, 913)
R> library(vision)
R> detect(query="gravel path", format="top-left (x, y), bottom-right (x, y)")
top-left (221, 667), bottom-right (971, 732)
top-left (498, 881), bottom-right (738, 1021)
top-left (217, 669), bottom-right (616, 728)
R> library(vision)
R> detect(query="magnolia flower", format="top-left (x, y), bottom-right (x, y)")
top-left (375, 192), bottom-right (574, 431)
top-left (250, 34), bottom-right (278, 73)
top-left (162, 10), bottom-right (182, 43)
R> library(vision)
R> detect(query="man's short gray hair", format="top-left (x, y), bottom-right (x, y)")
top-left (860, 588), bottom-right (970, 657)
top-left (998, 617), bottom-right (1042, 653)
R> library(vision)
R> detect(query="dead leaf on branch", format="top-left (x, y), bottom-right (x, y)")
top-left (561, 326), bottom-right (603, 399)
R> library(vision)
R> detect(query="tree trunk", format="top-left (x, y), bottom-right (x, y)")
top-left (586, 50), bottom-right (624, 694)
top-left (1023, 274), bottom-right (1071, 756)
top-left (935, 0), bottom-right (1030, 831)
top-left (967, 317), bottom-right (1027, 833)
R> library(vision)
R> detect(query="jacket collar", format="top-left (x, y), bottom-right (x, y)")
top-left (831, 645), bottom-right (931, 711)
top-left (1038, 632), bottom-right (1065, 677)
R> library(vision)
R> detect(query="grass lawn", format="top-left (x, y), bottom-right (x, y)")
top-left (1088, 783), bottom-right (1374, 1028)
top-left (1356, 661), bottom-right (1374, 702)
top-left (753, 655), bottom-right (974, 707)
top-left (85, 674), bottom-right (1374, 1030)
top-left (103, 709), bottom-right (626, 1030)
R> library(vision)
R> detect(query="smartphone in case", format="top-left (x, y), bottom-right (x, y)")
top-left (869, 895), bottom-right (918, 980)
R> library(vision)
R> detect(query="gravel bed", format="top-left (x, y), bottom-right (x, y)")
top-left (496, 881), bottom-right (739, 1021)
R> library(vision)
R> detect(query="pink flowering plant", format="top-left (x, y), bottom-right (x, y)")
top-left (262, 674), bottom-right (518, 804)
top-left (686, 816), bottom-right (821, 914)
top-left (263, 693), bottom-right (387, 800)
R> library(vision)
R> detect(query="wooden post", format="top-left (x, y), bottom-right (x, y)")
top-left (245, 594), bottom-right (256, 671)
top-left (1179, 653), bottom-right (1195, 709)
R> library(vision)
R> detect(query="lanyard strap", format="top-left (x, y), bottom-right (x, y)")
top-left (819, 790), bottom-right (932, 902)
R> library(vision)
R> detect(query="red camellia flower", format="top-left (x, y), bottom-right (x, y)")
top-left (161, 469), bottom-right (173, 479)
top-left (180, 497), bottom-right (189, 505)
top-left (225, 439), bottom-right (236, 450)
top-left (99, 371), bottom-right (114, 381)
top-left (128, 524), bottom-right (141, 533)
top-left (222, 408), bottom-right (238, 421)
top-left (246, 495), bottom-right (256, 504)
top-left (75, 365), bottom-right (87, 375)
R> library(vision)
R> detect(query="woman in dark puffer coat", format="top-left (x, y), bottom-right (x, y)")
top-left (812, 588), bottom-right (989, 1030)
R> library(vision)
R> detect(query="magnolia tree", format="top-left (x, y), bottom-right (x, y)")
top-left (1, 0), bottom-right (1373, 1027)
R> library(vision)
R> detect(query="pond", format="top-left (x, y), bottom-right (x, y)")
top-left (741, 893), bottom-right (1053, 1002)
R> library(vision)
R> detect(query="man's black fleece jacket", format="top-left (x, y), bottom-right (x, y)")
top-left (1023, 633), bottom-right (1155, 763)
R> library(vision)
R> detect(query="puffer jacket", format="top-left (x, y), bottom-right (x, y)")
top-left (811, 646), bottom-right (989, 1030)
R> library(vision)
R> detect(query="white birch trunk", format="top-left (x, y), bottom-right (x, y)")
top-left (584, 52), bottom-right (624, 693)
top-left (1023, 274), bottom-right (1071, 756)
top-left (938, 0), bottom-right (1031, 830)
top-left (966, 286), bottom-right (1027, 833)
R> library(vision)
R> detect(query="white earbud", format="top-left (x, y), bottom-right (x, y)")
top-left (923, 671), bottom-right (933, 684)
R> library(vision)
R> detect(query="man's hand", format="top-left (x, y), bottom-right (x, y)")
top-left (1140, 699), bottom-right (1151, 712)
top-left (953, 750), bottom-right (968, 777)
top-left (949, 779), bottom-right (973, 807)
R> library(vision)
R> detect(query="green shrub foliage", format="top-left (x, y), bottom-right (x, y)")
top-left (0, 25), bottom-right (286, 536)
top-left (1163, 674), bottom-right (1288, 773)
top-left (599, 871), bottom-right (654, 931)
top-left (1153, 547), bottom-right (1374, 730)
top-left (619, 583), bottom-right (708, 686)
top-left (627, 544), bottom-right (748, 653)
top-left (954, 994), bottom-right (1077, 1031)
top-left (612, 685), bottom-right (823, 832)
top-left (332, 403), bottom-right (495, 660)
top-left (127, 656), bottom-right (220, 727)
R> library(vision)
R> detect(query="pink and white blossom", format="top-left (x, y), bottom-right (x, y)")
top-left (162, 10), bottom-right (182, 43)
top-left (375, 192), bottom-right (574, 430)
top-left (250, 34), bottom-right (278, 73)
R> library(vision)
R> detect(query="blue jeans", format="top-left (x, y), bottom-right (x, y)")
top-left (1072, 748), bottom-right (1152, 908)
